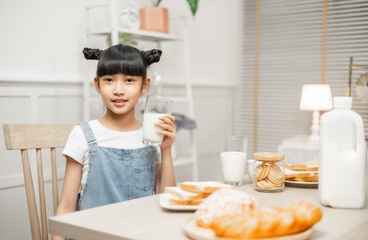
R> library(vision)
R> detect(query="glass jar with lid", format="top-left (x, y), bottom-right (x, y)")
top-left (247, 152), bottom-right (285, 192)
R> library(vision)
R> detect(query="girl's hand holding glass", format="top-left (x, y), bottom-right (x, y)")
top-left (142, 95), bottom-right (173, 146)
top-left (155, 115), bottom-right (176, 151)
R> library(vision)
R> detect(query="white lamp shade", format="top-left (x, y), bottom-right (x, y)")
top-left (299, 84), bottom-right (333, 110)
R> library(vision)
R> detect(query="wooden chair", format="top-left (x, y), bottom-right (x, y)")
top-left (3, 124), bottom-right (75, 240)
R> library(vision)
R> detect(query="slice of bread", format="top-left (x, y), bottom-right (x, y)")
top-left (180, 181), bottom-right (235, 193)
top-left (285, 171), bottom-right (317, 178)
top-left (284, 163), bottom-right (308, 171)
top-left (169, 195), bottom-right (204, 206)
top-left (164, 186), bottom-right (209, 201)
top-left (284, 163), bottom-right (319, 172)
top-left (300, 175), bottom-right (318, 182)
top-left (307, 166), bottom-right (319, 171)
top-left (285, 176), bottom-right (300, 182)
top-left (284, 160), bottom-right (319, 183)
top-left (285, 168), bottom-right (318, 182)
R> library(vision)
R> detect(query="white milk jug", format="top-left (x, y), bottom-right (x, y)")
top-left (319, 97), bottom-right (366, 208)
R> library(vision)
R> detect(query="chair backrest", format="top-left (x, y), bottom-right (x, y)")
top-left (3, 124), bottom-right (75, 240)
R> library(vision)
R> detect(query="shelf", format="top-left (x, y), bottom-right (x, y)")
top-left (173, 157), bottom-right (193, 167)
top-left (168, 97), bottom-right (190, 102)
top-left (85, 2), bottom-right (198, 180)
top-left (87, 28), bottom-right (183, 42)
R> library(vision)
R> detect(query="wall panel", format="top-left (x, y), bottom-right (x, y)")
top-left (0, 81), bottom-right (234, 239)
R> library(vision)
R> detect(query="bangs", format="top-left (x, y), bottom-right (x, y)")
top-left (97, 58), bottom-right (144, 77)
top-left (96, 45), bottom-right (146, 78)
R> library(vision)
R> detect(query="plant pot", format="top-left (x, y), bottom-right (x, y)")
top-left (139, 7), bottom-right (169, 33)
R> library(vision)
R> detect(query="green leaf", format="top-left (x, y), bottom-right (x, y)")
top-left (106, 33), bottom-right (137, 47)
top-left (186, 0), bottom-right (199, 16)
top-left (153, 0), bottom-right (162, 6)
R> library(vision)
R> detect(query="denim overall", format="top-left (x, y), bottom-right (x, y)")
top-left (77, 122), bottom-right (157, 210)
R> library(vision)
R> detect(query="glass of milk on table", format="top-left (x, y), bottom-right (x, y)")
top-left (143, 96), bottom-right (173, 146)
top-left (220, 136), bottom-right (247, 186)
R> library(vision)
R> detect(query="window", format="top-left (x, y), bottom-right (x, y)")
top-left (236, 0), bottom-right (368, 155)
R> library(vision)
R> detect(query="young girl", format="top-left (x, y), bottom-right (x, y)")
top-left (52, 44), bottom-right (176, 239)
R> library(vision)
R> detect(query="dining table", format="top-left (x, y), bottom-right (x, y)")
top-left (49, 175), bottom-right (368, 240)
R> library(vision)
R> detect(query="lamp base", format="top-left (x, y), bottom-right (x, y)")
top-left (308, 110), bottom-right (320, 142)
top-left (308, 134), bottom-right (319, 142)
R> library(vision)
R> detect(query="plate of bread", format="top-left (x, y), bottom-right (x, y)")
top-left (284, 163), bottom-right (318, 188)
top-left (160, 181), bottom-right (235, 211)
top-left (184, 188), bottom-right (323, 240)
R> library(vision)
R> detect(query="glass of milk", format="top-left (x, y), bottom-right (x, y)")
top-left (220, 136), bottom-right (247, 186)
top-left (142, 96), bottom-right (173, 146)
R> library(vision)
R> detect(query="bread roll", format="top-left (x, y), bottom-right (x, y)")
top-left (193, 188), bottom-right (257, 228)
top-left (211, 201), bottom-right (322, 239)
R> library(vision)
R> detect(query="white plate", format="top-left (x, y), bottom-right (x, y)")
top-left (159, 193), bottom-right (199, 211)
top-left (285, 180), bottom-right (318, 188)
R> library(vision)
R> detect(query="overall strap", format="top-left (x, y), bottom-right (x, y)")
top-left (79, 122), bottom-right (98, 147)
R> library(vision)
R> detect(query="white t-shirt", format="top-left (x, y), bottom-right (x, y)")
top-left (62, 119), bottom-right (161, 193)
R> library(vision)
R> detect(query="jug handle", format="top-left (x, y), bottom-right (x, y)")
top-left (355, 118), bottom-right (366, 156)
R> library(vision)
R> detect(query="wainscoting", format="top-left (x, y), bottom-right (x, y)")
top-left (0, 79), bottom-right (235, 239)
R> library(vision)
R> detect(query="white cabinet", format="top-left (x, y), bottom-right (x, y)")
top-left (84, 2), bottom-right (199, 180)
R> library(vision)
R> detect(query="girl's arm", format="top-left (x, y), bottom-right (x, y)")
top-left (155, 149), bottom-right (176, 193)
top-left (155, 164), bottom-right (162, 193)
top-left (154, 115), bottom-right (177, 193)
top-left (52, 156), bottom-right (82, 240)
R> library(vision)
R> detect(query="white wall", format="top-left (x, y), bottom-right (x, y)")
top-left (0, 0), bottom-right (241, 239)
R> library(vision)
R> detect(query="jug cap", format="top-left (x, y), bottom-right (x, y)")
top-left (333, 97), bottom-right (352, 109)
top-left (253, 152), bottom-right (285, 162)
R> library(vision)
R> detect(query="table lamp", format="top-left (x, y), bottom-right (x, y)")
top-left (299, 84), bottom-right (333, 142)
top-left (355, 72), bottom-right (368, 103)
top-left (348, 57), bottom-right (368, 103)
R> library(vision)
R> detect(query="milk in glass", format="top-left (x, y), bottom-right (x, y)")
top-left (143, 113), bottom-right (166, 145)
top-left (221, 152), bottom-right (247, 183)
top-left (142, 96), bottom-right (172, 146)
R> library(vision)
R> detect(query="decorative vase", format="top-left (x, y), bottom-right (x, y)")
top-left (120, 4), bottom-right (140, 30)
top-left (139, 7), bottom-right (169, 33)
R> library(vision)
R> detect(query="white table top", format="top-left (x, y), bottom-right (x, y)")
top-left (49, 178), bottom-right (368, 240)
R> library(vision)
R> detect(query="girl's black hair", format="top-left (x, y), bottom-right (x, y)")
top-left (82, 44), bottom-right (162, 80)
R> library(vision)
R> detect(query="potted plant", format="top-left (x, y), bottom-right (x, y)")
top-left (106, 33), bottom-right (137, 47)
top-left (140, 0), bottom-right (199, 33)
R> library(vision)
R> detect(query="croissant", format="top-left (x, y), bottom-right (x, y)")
top-left (211, 201), bottom-right (322, 239)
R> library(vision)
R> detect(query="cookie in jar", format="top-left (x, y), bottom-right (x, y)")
top-left (247, 152), bottom-right (285, 192)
